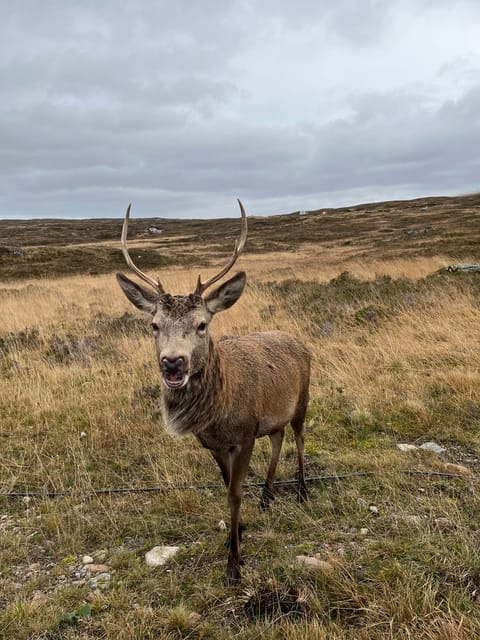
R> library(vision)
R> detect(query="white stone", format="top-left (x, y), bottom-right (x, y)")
top-left (82, 555), bottom-right (94, 565)
top-left (360, 528), bottom-right (369, 535)
top-left (145, 545), bottom-right (180, 568)
top-left (295, 555), bottom-right (334, 573)
top-left (397, 443), bottom-right (417, 452)
top-left (87, 572), bottom-right (111, 590)
top-left (369, 505), bottom-right (379, 515)
top-left (420, 442), bottom-right (446, 454)
top-left (217, 520), bottom-right (227, 531)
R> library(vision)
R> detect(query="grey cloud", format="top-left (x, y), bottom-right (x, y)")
top-left (252, 0), bottom-right (394, 44)
top-left (307, 86), bottom-right (480, 192)
top-left (1, 1), bottom-right (480, 218)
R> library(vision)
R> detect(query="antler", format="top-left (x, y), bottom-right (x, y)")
top-left (120, 204), bottom-right (165, 294)
top-left (194, 199), bottom-right (248, 296)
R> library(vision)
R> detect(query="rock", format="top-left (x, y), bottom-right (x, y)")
top-left (147, 226), bottom-right (164, 235)
top-left (217, 520), bottom-right (227, 531)
top-left (444, 463), bottom-right (471, 476)
top-left (28, 562), bottom-right (41, 572)
top-left (87, 572), bottom-right (111, 590)
top-left (369, 505), bottom-right (379, 516)
top-left (145, 545), bottom-right (180, 568)
top-left (32, 590), bottom-right (47, 601)
top-left (443, 263), bottom-right (480, 273)
top-left (188, 612), bottom-right (202, 626)
top-left (86, 564), bottom-right (109, 573)
top-left (82, 555), bottom-right (94, 565)
top-left (397, 443), bottom-right (418, 452)
top-left (420, 442), bottom-right (446, 454)
top-left (360, 528), bottom-right (369, 535)
top-left (295, 555), bottom-right (335, 573)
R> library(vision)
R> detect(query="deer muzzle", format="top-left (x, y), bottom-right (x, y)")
top-left (161, 356), bottom-right (189, 389)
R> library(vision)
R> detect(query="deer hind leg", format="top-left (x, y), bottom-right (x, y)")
top-left (260, 429), bottom-right (285, 510)
top-left (225, 441), bottom-right (254, 586)
top-left (291, 397), bottom-right (309, 503)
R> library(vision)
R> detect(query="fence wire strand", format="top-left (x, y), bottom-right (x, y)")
top-left (0, 469), bottom-right (473, 500)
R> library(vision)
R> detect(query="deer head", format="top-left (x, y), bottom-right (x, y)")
top-left (116, 201), bottom-right (248, 390)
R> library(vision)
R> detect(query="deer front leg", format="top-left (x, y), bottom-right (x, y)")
top-left (211, 449), bottom-right (246, 545)
top-left (225, 441), bottom-right (254, 586)
top-left (211, 449), bottom-right (231, 488)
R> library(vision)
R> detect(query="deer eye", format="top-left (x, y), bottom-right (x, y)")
top-left (197, 321), bottom-right (207, 333)
top-left (151, 322), bottom-right (159, 332)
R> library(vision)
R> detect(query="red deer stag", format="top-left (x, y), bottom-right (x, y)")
top-left (116, 200), bottom-right (311, 584)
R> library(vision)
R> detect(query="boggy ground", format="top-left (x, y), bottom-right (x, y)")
top-left (0, 195), bottom-right (479, 639)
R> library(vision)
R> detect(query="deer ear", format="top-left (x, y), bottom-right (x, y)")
top-left (204, 272), bottom-right (246, 315)
top-left (116, 273), bottom-right (158, 314)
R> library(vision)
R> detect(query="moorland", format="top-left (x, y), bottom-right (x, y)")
top-left (0, 193), bottom-right (479, 639)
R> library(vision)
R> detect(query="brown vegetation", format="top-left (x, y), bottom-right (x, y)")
top-left (1, 193), bottom-right (479, 280)
top-left (0, 194), bottom-right (479, 638)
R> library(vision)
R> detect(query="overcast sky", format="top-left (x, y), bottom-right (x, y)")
top-left (2, 1), bottom-right (480, 219)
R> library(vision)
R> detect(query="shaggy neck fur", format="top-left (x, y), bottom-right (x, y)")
top-left (160, 337), bottom-right (228, 437)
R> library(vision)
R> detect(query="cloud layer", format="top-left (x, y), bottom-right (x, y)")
top-left (2, 1), bottom-right (480, 218)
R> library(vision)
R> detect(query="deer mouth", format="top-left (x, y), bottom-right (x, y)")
top-left (162, 371), bottom-right (189, 389)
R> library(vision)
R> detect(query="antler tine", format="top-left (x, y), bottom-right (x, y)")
top-left (121, 204), bottom-right (165, 294)
top-left (195, 199), bottom-right (248, 296)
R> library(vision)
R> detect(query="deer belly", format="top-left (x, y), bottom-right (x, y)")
top-left (257, 403), bottom-right (296, 437)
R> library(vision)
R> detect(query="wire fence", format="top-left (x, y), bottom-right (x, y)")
top-left (1, 469), bottom-right (473, 500)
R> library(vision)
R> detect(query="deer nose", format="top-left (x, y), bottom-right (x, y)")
top-left (161, 356), bottom-right (185, 373)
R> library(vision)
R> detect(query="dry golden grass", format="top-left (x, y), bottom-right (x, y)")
top-left (1, 244), bottom-right (480, 638)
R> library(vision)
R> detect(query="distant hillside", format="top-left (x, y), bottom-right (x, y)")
top-left (0, 194), bottom-right (478, 279)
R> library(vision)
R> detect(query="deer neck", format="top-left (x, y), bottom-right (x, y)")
top-left (160, 338), bottom-right (227, 437)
